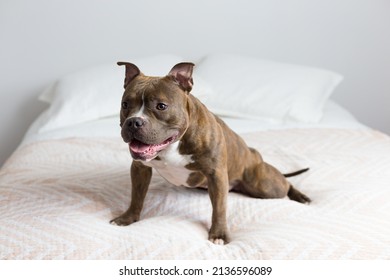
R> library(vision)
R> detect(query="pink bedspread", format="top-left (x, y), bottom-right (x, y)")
top-left (1, 128), bottom-right (390, 259)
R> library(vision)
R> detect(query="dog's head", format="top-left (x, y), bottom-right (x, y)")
top-left (118, 62), bottom-right (194, 161)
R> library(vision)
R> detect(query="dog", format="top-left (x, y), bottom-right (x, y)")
top-left (110, 61), bottom-right (311, 245)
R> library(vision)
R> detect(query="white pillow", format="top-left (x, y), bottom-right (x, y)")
top-left (37, 54), bottom-right (184, 133)
top-left (194, 54), bottom-right (343, 122)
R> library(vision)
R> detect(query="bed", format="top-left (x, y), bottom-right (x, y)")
top-left (1, 54), bottom-right (389, 260)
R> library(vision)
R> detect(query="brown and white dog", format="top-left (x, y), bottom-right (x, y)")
top-left (110, 62), bottom-right (311, 245)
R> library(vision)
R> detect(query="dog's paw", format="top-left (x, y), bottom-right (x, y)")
top-left (210, 238), bottom-right (226, 245)
top-left (288, 186), bottom-right (312, 204)
top-left (110, 214), bottom-right (139, 226)
top-left (208, 230), bottom-right (230, 245)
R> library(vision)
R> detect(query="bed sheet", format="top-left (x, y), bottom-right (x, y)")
top-left (2, 99), bottom-right (387, 260)
top-left (1, 127), bottom-right (389, 259)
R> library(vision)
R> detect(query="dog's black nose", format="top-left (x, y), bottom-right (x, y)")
top-left (127, 117), bottom-right (145, 130)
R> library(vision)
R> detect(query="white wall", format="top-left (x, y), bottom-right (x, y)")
top-left (1, 0), bottom-right (390, 166)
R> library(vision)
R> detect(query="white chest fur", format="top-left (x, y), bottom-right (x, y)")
top-left (143, 142), bottom-right (193, 187)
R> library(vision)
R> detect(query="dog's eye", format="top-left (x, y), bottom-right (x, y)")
top-left (121, 102), bottom-right (128, 109)
top-left (156, 103), bottom-right (168, 111)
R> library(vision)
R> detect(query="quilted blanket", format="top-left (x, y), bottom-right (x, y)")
top-left (1, 128), bottom-right (390, 259)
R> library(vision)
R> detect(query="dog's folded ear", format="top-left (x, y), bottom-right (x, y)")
top-left (168, 62), bottom-right (195, 93)
top-left (117, 62), bottom-right (141, 89)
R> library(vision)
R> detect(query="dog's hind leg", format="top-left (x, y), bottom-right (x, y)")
top-left (240, 162), bottom-right (311, 204)
top-left (240, 162), bottom-right (290, 199)
top-left (287, 185), bottom-right (311, 204)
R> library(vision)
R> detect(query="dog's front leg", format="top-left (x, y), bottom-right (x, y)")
top-left (207, 169), bottom-right (230, 245)
top-left (110, 161), bottom-right (152, 226)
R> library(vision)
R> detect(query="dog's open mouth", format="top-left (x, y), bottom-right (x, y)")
top-left (129, 134), bottom-right (178, 161)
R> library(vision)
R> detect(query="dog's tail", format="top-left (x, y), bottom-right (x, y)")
top-left (283, 168), bottom-right (309, 178)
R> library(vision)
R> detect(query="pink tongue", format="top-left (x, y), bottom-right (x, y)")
top-left (129, 140), bottom-right (153, 153)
